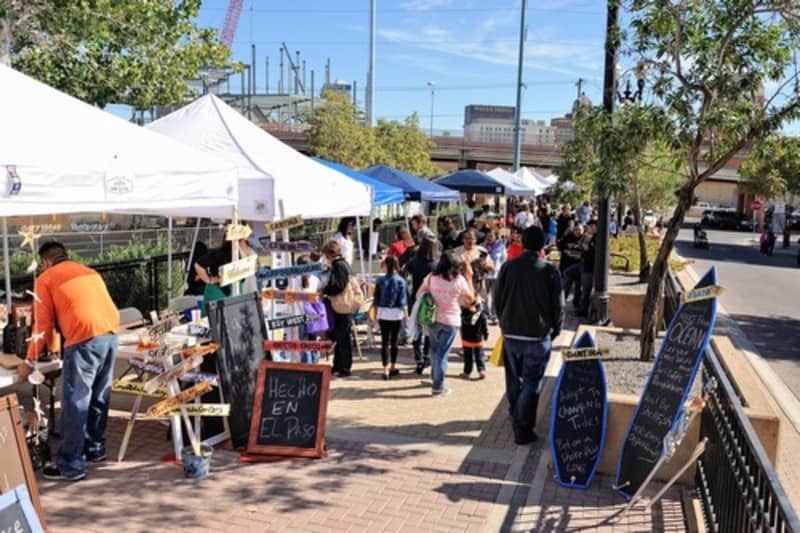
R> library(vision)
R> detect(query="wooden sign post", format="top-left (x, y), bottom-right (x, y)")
top-left (260, 263), bottom-right (323, 280)
top-left (247, 362), bottom-right (331, 458)
top-left (263, 215), bottom-right (303, 234)
top-left (615, 267), bottom-right (719, 500)
top-left (261, 289), bottom-right (319, 303)
top-left (264, 340), bottom-right (333, 353)
top-left (219, 255), bottom-right (258, 287)
top-left (258, 238), bottom-right (314, 253)
top-left (267, 313), bottom-right (323, 331)
top-left (225, 223), bottom-right (252, 242)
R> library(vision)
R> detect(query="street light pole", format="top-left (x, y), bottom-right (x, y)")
top-left (593, 0), bottom-right (621, 325)
top-left (427, 81), bottom-right (435, 137)
top-left (512, 0), bottom-right (528, 171)
top-left (367, 0), bottom-right (376, 127)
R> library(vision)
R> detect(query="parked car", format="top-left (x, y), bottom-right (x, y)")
top-left (643, 210), bottom-right (658, 227)
top-left (701, 208), bottom-right (752, 231)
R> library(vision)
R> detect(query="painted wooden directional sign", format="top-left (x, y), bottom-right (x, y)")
top-left (146, 380), bottom-right (214, 418)
top-left (112, 379), bottom-right (168, 398)
top-left (550, 330), bottom-right (608, 489)
top-left (258, 238), bottom-right (315, 253)
top-left (681, 284), bottom-right (724, 303)
top-left (261, 289), bottom-right (319, 303)
top-left (219, 255), bottom-right (258, 287)
top-left (615, 266), bottom-right (718, 500)
top-left (264, 340), bottom-right (333, 353)
top-left (143, 353), bottom-right (203, 393)
top-left (562, 347), bottom-right (610, 362)
top-left (267, 314), bottom-right (323, 330)
top-left (264, 215), bottom-right (304, 234)
top-left (260, 263), bottom-right (323, 280)
top-left (225, 223), bottom-right (253, 241)
top-left (144, 314), bottom-right (180, 341)
top-left (165, 403), bottom-right (230, 417)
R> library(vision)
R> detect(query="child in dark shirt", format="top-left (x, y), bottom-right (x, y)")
top-left (460, 304), bottom-right (489, 380)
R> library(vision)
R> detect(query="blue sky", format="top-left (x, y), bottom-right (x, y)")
top-left (195, 0), bottom-right (610, 132)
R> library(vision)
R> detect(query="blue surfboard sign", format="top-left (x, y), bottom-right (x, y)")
top-left (549, 330), bottom-right (608, 489)
top-left (614, 266), bottom-right (718, 499)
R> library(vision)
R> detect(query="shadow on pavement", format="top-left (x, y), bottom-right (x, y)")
top-left (676, 240), bottom-right (799, 270)
top-left (728, 313), bottom-right (800, 362)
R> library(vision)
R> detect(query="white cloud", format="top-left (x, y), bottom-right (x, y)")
top-left (400, 0), bottom-right (455, 11)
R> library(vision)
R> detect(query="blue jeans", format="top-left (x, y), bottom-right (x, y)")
top-left (503, 337), bottom-right (552, 440)
top-left (58, 334), bottom-right (118, 476)
top-left (428, 323), bottom-right (458, 393)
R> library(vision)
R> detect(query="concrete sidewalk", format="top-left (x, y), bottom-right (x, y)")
top-left (33, 321), bottom-right (685, 532)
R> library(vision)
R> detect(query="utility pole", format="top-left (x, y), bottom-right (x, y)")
top-left (512, 0), bottom-right (528, 171)
top-left (427, 81), bottom-right (436, 137)
top-left (367, 0), bottom-right (376, 127)
top-left (265, 56), bottom-right (269, 94)
top-left (576, 77), bottom-right (584, 99)
top-left (279, 48), bottom-right (284, 94)
top-left (593, 0), bottom-right (621, 325)
top-left (325, 58), bottom-right (331, 87)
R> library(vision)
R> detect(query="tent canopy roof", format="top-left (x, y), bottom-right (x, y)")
top-left (485, 168), bottom-right (539, 196)
top-left (362, 165), bottom-right (459, 202)
top-left (149, 94), bottom-right (372, 220)
top-left (516, 167), bottom-right (558, 189)
top-left (314, 158), bottom-right (404, 207)
top-left (435, 169), bottom-right (513, 195)
top-left (0, 65), bottom-right (238, 218)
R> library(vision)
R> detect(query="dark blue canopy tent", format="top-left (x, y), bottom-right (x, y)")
top-left (314, 158), bottom-right (405, 206)
top-left (362, 165), bottom-right (460, 202)
top-left (434, 169), bottom-right (514, 195)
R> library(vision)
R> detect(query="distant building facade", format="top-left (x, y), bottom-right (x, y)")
top-left (463, 101), bottom-right (586, 146)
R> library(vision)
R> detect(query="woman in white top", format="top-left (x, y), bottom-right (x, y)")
top-left (332, 217), bottom-right (356, 265)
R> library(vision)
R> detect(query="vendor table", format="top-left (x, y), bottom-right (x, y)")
top-left (0, 354), bottom-right (63, 437)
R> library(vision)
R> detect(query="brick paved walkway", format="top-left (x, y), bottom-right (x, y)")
top-left (23, 321), bottom-right (687, 532)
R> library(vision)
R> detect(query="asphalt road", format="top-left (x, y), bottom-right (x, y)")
top-left (675, 224), bottom-right (800, 397)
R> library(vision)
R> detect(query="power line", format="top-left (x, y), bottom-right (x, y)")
top-left (202, 6), bottom-right (603, 16)
top-left (373, 80), bottom-right (578, 92)
top-left (232, 38), bottom-right (600, 48)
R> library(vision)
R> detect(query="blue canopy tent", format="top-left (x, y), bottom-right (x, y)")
top-left (434, 169), bottom-right (533, 195)
top-left (362, 165), bottom-right (460, 202)
top-left (314, 158), bottom-right (405, 206)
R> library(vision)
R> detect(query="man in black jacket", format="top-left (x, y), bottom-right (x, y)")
top-left (493, 226), bottom-right (563, 445)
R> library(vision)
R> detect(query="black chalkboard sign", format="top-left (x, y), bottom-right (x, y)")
top-left (248, 362), bottom-right (331, 458)
top-left (207, 292), bottom-right (268, 449)
top-left (550, 330), bottom-right (607, 489)
top-left (0, 485), bottom-right (42, 533)
top-left (615, 267), bottom-right (718, 499)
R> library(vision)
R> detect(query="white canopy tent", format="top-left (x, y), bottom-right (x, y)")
top-left (147, 94), bottom-right (372, 221)
top-left (515, 167), bottom-right (558, 191)
top-left (0, 64), bottom-right (239, 311)
top-left (487, 167), bottom-right (544, 196)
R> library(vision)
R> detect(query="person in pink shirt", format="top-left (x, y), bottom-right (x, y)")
top-left (418, 252), bottom-right (475, 396)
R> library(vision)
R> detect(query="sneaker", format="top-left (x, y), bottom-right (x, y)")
top-left (389, 368), bottom-right (400, 377)
top-left (432, 388), bottom-right (452, 397)
top-left (42, 464), bottom-right (86, 482)
top-left (86, 452), bottom-right (107, 463)
top-left (514, 432), bottom-right (539, 446)
top-left (478, 372), bottom-right (486, 380)
top-left (415, 362), bottom-right (425, 375)
top-left (458, 372), bottom-right (470, 379)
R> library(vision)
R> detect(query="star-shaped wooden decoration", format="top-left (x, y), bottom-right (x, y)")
top-left (19, 229), bottom-right (40, 250)
top-left (26, 259), bottom-right (38, 274)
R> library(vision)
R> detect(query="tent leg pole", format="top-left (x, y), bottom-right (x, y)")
top-left (366, 208), bottom-right (375, 349)
top-left (231, 208), bottom-right (240, 297)
top-left (184, 218), bottom-right (202, 289)
top-left (354, 215), bottom-right (369, 357)
top-left (167, 216), bottom-right (173, 298)
top-left (2, 217), bottom-right (11, 314)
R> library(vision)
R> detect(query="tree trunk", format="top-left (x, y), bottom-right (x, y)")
top-left (639, 185), bottom-right (693, 361)
top-left (0, 16), bottom-right (10, 66)
top-left (632, 169), bottom-right (649, 281)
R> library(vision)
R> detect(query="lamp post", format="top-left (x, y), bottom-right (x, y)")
top-left (427, 81), bottom-right (435, 137)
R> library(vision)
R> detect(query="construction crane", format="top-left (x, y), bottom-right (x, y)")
top-left (220, 0), bottom-right (244, 49)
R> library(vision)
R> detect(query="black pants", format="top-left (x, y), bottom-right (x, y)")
top-left (379, 319), bottom-right (401, 367)
top-left (463, 346), bottom-right (486, 375)
top-left (331, 312), bottom-right (353, 375)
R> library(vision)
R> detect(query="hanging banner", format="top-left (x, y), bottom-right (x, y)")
top-left (225, 223), bottom-right (253, 241)
top-left (264, 215), bottom-right (304, 234)
top-left (260, 263), bottom-right (323, 280)
top-left (264, 340), bottom-right (333, 353)
top-left (219, 255), bottom-right (258, 287)
top-left (267, 313), bottom-right (323, 330)
top-left (261, 289), bottom-right (319, 303)
top-left (146, 380), bottom-right (214, 418)
top-left (258, 238), bottom-right (315, 253)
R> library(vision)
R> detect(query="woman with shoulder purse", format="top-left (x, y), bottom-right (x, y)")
top-left (321, 240), bottom-right (356, 377)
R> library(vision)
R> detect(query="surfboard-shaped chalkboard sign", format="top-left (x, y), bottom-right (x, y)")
top-left (549, 330), bottom-right (608, 489)
top-left (615, 266), bottom-right (719, 500)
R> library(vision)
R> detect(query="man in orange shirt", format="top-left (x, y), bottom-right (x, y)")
top-left (17, 241), bottom-right (119, 481)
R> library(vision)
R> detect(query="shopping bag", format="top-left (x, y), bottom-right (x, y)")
top-left (489, 336), bottom-right (504, 366)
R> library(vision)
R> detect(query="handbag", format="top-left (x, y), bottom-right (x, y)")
top-left (417, 293), bottom-right (437, 327)
top-left (304, 302), bottom-right (330, 334)
top-left (330, 276), bottom-right (365, 315)
top-left (489, 336), bottom-right (504, 366)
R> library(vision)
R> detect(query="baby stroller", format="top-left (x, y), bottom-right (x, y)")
top-left (693, 224), bottom-right (709, 249)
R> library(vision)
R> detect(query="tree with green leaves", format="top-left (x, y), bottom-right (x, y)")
top-left (307, 89), bottom-right (440, 176)
top-left (628, 0), bottom-right (800, 360)
top-left (0, 0), bottom-right (230, 109)
top-left (741, 135), bottom-right (800, 200)
top-left (306, 89), bottom-right (380, 169)
top-left (374, 114), bottom-right (440, 178)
